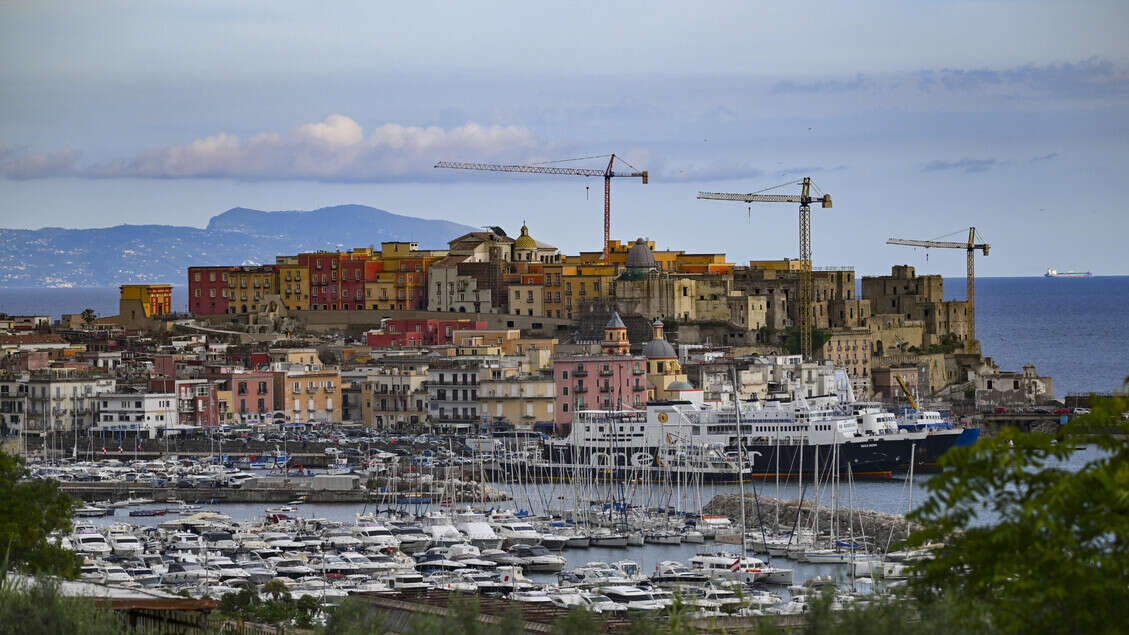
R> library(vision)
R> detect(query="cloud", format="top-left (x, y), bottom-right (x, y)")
top-left (772, 74), bottom-right (876, 94)
top-left (922, 158), bottom-right (998, 173)
top-left (0, 143), bottom-right (80, 179)
top-left (658, 162), bottom-right (765, 183)
top-left (1029, 152), bottom-right (1060, 163)
top-left (778, 165), bottom-right (848, 177)
top-left (922, 58), bottom-right (1129, 98)
top-left (3, 116), bottom-right (542, 183)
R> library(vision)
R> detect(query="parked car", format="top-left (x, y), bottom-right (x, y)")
top-left (1054, 409), bottom-right (1070, 415)
top-left (993, 407), bottom-right (1008, 414)
top-left (1072, 408), bottom-right (1091, 415)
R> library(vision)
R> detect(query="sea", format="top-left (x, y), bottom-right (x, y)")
top-left (1, 276), bottom-right (1125, 396)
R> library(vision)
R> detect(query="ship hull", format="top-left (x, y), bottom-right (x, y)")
top-left (501, 434), bottom-right (961, 482)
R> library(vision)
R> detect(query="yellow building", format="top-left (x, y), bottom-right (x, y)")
top-left (269, 348), bottom-right (321, 366)
top-left (360, 366), bottom-right (430, 429)
top-left (747, 258), bottom-right (809, 271)
top-left (509, 284), bottom-right (544, 317)
top-left (275, 257), bottom-right (309, 312)
top-left (478, 375), bottom-right (557, 430)
top-left (562, 264), bottom-right (617, 320)
top-left (119, 284), bottom-right (173, 319)
top-left (227, 266), bottom-right (276, 314)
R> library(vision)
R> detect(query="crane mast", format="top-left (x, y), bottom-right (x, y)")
top-left (435, 155), bottom-right (647, 261)
top-left (698, 177), bottom-right (833, 360)
top-left (887, 227), bottom-right (990, 345)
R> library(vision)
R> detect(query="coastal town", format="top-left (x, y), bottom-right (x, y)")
top-left (1, 225), bottom-right (1063, 446)
top-left (0, 224), bottom-right (1092, 629)
top-left (4, 2), bottom-right (1125, 630)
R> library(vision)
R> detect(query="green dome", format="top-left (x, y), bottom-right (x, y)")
top-left (514, 224), bottom-right (537, 250)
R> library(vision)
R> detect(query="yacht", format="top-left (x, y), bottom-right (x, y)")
top-left (508, 544), bottom-right (567, 572)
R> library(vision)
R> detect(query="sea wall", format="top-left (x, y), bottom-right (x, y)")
top-left (703, 492), bottom-right (921, 545)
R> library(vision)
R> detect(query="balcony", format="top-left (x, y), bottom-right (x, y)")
top-left (599, 369), bottom-right (614, 377)
top-left (572, 370), bottom-right (588, 377)
top-left (574, 386), bottom-right (588, 394)
top-left (632, 368), bottom-right (646, 375)
top-left (599, 386), bottom-right (611, 393)
top-left (632, 385), bottom-right (646, 392)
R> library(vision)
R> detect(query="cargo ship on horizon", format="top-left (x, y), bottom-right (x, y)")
top-left (1045, 267), bottom-right (1092, 278)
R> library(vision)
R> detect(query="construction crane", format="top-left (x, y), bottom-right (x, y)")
top-left (435, 155), bottom-right (648, 262)
top-left (697, 177), bottom-right (832, 359)
top-left (887, 227), bottom-right (990, 344)
top-left (895, 374), bottom-right (919, 411)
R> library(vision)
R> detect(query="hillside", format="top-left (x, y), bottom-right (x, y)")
top-left (0, 205), bottom-right (477, 287)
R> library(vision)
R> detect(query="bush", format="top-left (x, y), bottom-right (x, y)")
top-left (0, 577), bottom-right (124, 635)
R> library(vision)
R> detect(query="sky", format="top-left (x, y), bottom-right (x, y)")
top-left (1, 1), bottom-right (1127, 277)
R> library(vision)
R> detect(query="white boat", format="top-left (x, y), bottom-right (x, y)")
top-left (457, 521), bottom-right (503, 550)
top-left (644, 531), bottom-right (682, 545)
top-left (508, 544), bottom-right (567, 572)
top-left (75, 505), bottom-right (110, 518)
top-left (599, 585), bottom-right (670, 611)
top-left (496, 522), bottom-right (542, 548)
top-left (72, 532), bottom-right (112, 556)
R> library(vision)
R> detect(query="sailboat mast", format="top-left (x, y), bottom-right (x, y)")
top-left (734, 367), bottom-right (748, 562)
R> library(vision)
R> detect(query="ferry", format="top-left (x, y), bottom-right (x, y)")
top-left (510, 396), bottom-right (964, 482)
top-left (1044, 268), bottom-right (1092, 278)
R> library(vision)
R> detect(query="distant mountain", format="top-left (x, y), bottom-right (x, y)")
top-left (0, 205), bottom-right (477, 288)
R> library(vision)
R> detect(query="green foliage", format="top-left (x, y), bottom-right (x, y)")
top-left (784, 327), bottom-right (831, 356)
top-left (904, 378), bottom-right (1129, 634)
top-left (218, 582), bottom-right (318, 628)
top-left (80, 309), bottom-right (96, 325)
top-left (908, 333), bottom-right (962, 355)
top-left (322, 596), bottom-right (386, 635)
top-left (0, 577), bottom-right (125, 635)
top-left (0, 451), bottom-right (81, 577)
top-left (548, 607), bottom-right (606, 635)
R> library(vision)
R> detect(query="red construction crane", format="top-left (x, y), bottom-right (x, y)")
top-left (435, 154), bottom-right (648, 261)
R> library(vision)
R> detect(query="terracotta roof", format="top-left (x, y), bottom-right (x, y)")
top-left (0, 334), bottom-right (66, 345)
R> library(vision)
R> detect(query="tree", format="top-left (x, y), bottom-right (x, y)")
top-left (80, 309), bottom-right (96, 326)
top-left (0, 452), bottom-right (81, 577)
top-left (905, 378), bottom-right (1129, 634)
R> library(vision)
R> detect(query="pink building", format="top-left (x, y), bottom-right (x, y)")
top-left (221, 371), bottom-right (275, 424)
top-left (552, 313), bottom-right (647, 432)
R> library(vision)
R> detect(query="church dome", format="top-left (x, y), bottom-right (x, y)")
top-left (625, 237), bottom-right (655, 269)
top-left (514, 224), bottom-right (537, 250)
top-left (643, 338), bottom-right (676, 359)
top-left (668, 380), bottom-right (694, 391)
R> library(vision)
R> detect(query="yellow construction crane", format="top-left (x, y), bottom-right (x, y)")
top-left (435, 155), bottom-right (648, 262)
top-left (895, 374), bottom-right (919, 411)
top-left (887, 227), bottom-right (990, 344)
top-left (697, 177), bottom-right (832, 359)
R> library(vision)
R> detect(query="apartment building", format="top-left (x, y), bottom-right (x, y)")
top-left (272, 367), bottom-right (342, 423)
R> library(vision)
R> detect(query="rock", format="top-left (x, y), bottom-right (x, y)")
top-left (702, 493), bottom-right (921, 545)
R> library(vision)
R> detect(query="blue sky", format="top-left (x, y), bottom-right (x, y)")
top-left (1, 1), bottom-right (1127, 276)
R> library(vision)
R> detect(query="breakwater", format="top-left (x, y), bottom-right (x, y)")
top-left (60, 478), bottom-right (510, 504)
top-left (703, 492), bottom-right (920, 545)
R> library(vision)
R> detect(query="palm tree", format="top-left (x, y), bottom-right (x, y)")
top-left (81, 308), bottom-right (96, 325)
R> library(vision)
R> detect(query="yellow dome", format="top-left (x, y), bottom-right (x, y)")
top-left (514, 224), bottom-right (536, 250)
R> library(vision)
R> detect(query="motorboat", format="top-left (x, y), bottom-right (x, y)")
top-left (508, 544), bottom-right (567, 572)
top-left (496, 522), bottom-right (541, 548)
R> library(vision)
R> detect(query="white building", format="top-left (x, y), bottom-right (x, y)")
top-left (94, 393), bottom-right (176, 438)
top-left (25, 373), bottom-right (116, 434)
